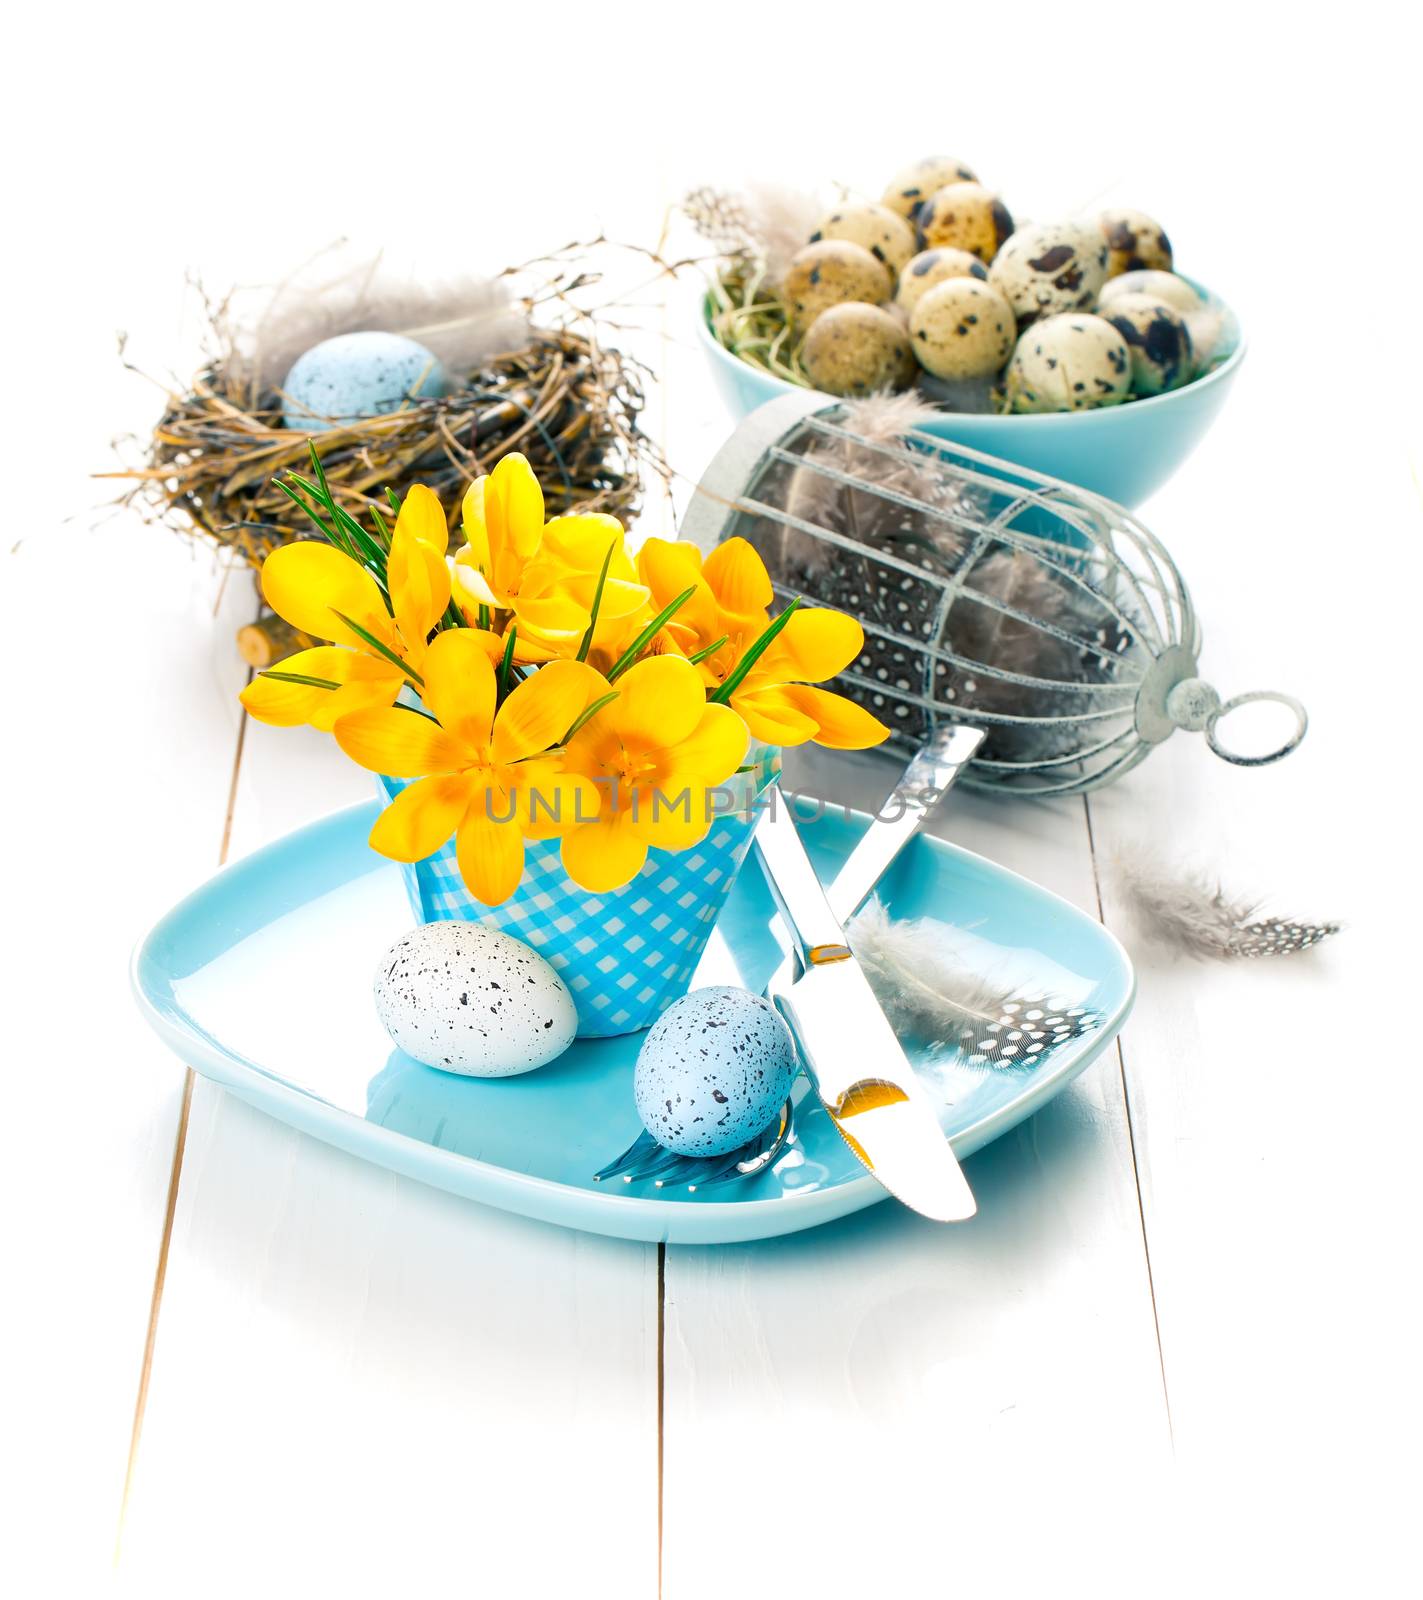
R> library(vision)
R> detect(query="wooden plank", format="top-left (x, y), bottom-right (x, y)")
top-left (116, 718), bottom-right (662, 1593)
top-left (661, 746), bottom-right (1173, 1596)
top-left (0, 525), bottom-right (255, 1583)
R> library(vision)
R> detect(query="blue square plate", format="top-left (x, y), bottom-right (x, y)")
top-left (132, 803), bottom-right (1133, 1243)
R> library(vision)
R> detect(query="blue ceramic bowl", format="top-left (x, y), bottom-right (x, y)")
top-left (698, 281), bottom-right (1246, 508)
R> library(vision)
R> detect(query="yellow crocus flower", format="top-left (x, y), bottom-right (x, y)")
top-left (559, 656), bottom-right (750, 893)
top-left (240, 483), bottom-right (451, 730)
top-left (332, 630), bottom-right (607, 906)
top-left (637, 536), bottom-right (890, 750)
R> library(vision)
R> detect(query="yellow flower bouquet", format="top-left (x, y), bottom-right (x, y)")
top-left (241, 447), bottom-right (888, 1034)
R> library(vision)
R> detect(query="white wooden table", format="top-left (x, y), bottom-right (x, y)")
top-left (6, 26), bottom-right (1416, 1593)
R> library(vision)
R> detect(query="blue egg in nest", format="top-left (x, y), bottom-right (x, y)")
top-left (281, 331), bottom-right (451, 433)
top-left (633, 986), bottom-right (797, 1158)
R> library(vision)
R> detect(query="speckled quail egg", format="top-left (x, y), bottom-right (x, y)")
top-left (989, 221), bottom-right (1109, 324)
top-left (1098, 208), bottom-right (1174, 276)
top-left (909, 278), bottom-right (1016, 381)
top-left (894, 246), bottom-right (989, 313)
top-left (1005, 313), bottom-right (1132, 413)
top-left (373, 922), bottom-right (577, 1077)
top-left (802, 302), bottom-right (917, 395)
top-left (916, 182), bottom-right (1014, 262)
top-left (1183, 303), bottom-right (1237, 377)
top-left (810, 201), bottom-right (918, 280)
top-left (881, 155), bottom-right (981, 220)
top-left (633, 986), bottom-right (797, 1158)
top-left (783, 240), bottom-right (892, 330)
top-left (1099, 293), bottom-right (1194, 395)
top-left (1098, 269), bottom-right (1201, 315)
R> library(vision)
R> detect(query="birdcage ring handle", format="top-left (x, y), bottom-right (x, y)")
top-left (1205, 691), bottom-right (1309, 767)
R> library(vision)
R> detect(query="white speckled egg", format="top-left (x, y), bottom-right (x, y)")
top-left (809, 201), bottom-right (918, 280)
top-left (909, 278), bottom-right (1016, 380)
top-left (1098, 208), bottom-right (1174, 277)
top-left (633, 987), bottom-right (797, 1158)
top-left (1099, 293), bottom-right (1194, 395)
top-left (783, 240), bottom-right (892, 329)
top-left (915, 182), bottom-right (1014, 263)
top-left (989, 221), bottom-right (1109, 324)
top-left (881, 156), bottom-right (980, 220)
top-left (895, 247), bottom-right (989, 313)
top-left (374, 922), bottom-right (576, 1077)
top-left (282, 331), bottom-right (450, 433)
top-left (1005, 314), bottom-right (1132, 413)
top-left (1097, 269), bottom-right (1202, 315)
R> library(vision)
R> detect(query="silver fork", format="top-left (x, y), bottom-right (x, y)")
top-left (590, 726), bottom-right (985, 1192)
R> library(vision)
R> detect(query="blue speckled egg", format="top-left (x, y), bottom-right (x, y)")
top-left (282, 331), bottom-right (450, 433)
top-left (634, 986), bottom-right (797, 1157)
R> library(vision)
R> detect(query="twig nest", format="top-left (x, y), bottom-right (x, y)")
top-left (988, 221), bottom-right (1109, 324)
top-left (881, 156), bottom-right (980, 220)
top-left (1098, 208), bottom-right (1174, 276)
top-left (1005, 313), bottom-right (1132, 412)
top-left (915, 182), bottom-right (1014, 262)
top-left (783, 240), bottom-right (892, 330)
top-left (810, 201), bottom-right (918, 279)
top-left (894, 247), bottom-right (989, 313)
top-left (909, 279), bottom-right (1015, 380)
top-left (802, 302), bottom-right (917, 396)
top-left (1099, 268), bottom-right (1201, 315)
top-left (281, 331), bottom-right (449, 432)
top-left (1099, 293), bottom-right (1194, 395)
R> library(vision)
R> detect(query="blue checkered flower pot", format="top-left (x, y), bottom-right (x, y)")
top-left (376, 747), bottom-right (780, 1038)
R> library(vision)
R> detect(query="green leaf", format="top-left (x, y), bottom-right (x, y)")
top-left (576, 538), bottom-right (619, 662)
top-left (687, 635), bottom-right (728, 666)
top-left (329, 610), bottom-right (425, 686)
top-left (274, 476), bottom-right (349, 555)
top-left (386, 485), bottom-right (403, 516)
top-left (257, 668), bottom-right (340, 690)
top-left (497, 626), bottom-right (518, 700)
top-left (561, 689), bottom-right (620, 744)
top-left (605, 585), bottom-right (698, 682)
top-left (709, 597), bottom-right (802, 705)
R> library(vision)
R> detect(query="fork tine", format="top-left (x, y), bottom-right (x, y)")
top-left (592, 1127), bottom-right (661, 1184)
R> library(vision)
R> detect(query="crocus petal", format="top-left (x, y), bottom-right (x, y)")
top-left (638, 539), bottom-right (719, 639)
top-left (393, 483), bottom-right (450, 556)
top-left (509, 763), bottom-right (604, 840)
top-left (239, 646), bottom-right (398, 729)
top-left (608, 654), bottom-right (705, 751)
top-left (452, 559), bottom-right (504, 611)
top-left (624, 784), bottom-right (716, 851)
top-left (658, 703), bottom-right (751, 789)
top-left (459, 480), bottom-right (492, 573)
top-left (768, 685), bottom-right (891, 750)
top-left (702, 536), bottom-right (774, 615)
top-left (539, 513), bottom-right (627, 572)
top-left (561, 811), bottom-right (648, 893)
top-left (511, 594), bottom-right (590, 640)
top-left (731, 686), bottom-right (822, 747)
top-left (418, 630), bottom-right (497, 751)
top-left (260, 542), bottom-right (392, 650)
top-left (333, 707), bottom-right (469, 776)
top-left (368, 774), bottom-right (471, 862)
top-left (455, 802), bottom-right (525, 906)
top-left (491, 660), bottom-right (608, 764)
top-left (761, 607), bottom-right (866, 684)
top-left (389, 533), bottom-right (452, 649)
top-left (486, 453), bottom-right (544, 559)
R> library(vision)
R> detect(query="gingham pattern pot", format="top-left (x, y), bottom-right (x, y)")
top-left (376, 748), bottom-right (780, 1038)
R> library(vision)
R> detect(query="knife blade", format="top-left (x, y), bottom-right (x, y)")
top-left (754, 784), bottom-right (978, 1223)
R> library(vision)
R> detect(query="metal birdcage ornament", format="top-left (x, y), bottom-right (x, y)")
top-left (682, 393), bottom-right (1307, 796)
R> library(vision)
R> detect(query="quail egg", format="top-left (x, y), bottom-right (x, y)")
top-left (1099, 293), bottom-right (1194, 395)
top-left (802, 302), bottom-right (917, 395)
top-left (1005, 314), bottom-right (1132, 413)
top-left (783, 240), bottom-right (892, 330)
top-left (881, 155), bottom-right (981, 220)
top-left (909, 278), bottom-right (1015, 381)
top-left (894, 246), bottom-right (989, 313)
top-left (989, 221), bottom-right (1109, 324)
top-left (916, 182), bottom-right (1014, 262)
top-left (1098, 269), bottom-right (1202, 315)
top-left (1098, 208), bottom-right (1174, 276)
top-left (810, 201), bottom-right (918, 279)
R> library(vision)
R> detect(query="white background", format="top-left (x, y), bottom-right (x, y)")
top-left (3, 4), bottom-right (1419, 1596)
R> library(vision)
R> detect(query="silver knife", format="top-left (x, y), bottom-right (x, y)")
top-left (754, 766), bottom-right (980, 1223)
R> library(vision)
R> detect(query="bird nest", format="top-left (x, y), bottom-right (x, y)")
top-left (112, 257), bottom-right (662, 569)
